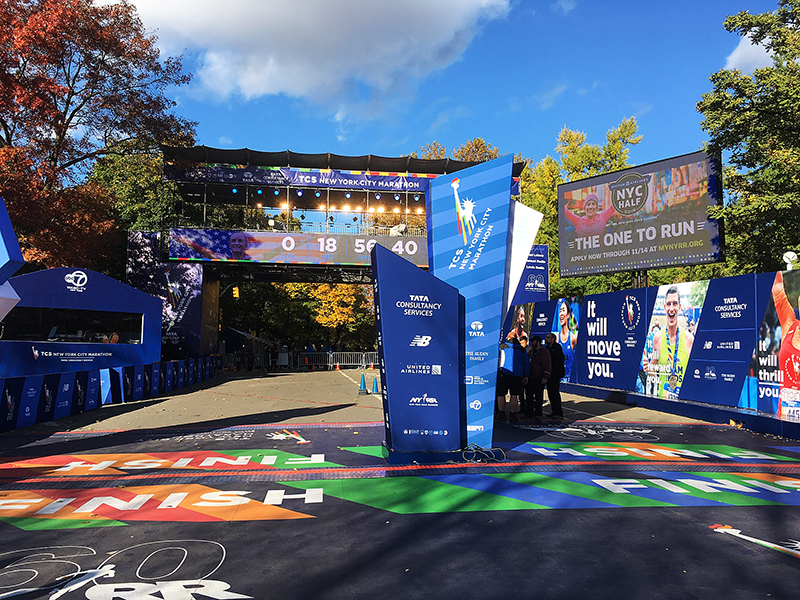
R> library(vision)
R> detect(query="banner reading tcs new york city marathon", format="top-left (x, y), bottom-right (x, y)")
top-left (530, 270), bottom-right (800, 423)
top-left (427, 156), bottom-right (514, 447)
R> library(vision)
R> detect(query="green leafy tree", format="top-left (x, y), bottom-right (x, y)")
top-left (519, 118), bottom-right (643, 297)
top-left (697, 0), bottom-right (800, 274)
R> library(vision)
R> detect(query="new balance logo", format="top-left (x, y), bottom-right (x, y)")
top-left (410, 335), bottom-right (432, 347)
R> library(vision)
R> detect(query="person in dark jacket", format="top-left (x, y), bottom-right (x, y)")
top-left (545, 332), bottom-right (566, 419)
top-left (526, 335), bottom-right (551, 419)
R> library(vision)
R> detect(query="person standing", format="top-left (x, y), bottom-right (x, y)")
top-left (526, 335), bottom-right (551, 419)
top-left (545, 333), bottom-right (566, 419)
top-left (497, 332), bottom-right (529, 423)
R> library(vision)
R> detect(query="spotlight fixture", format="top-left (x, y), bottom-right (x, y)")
top-left (416, 208), bottom-right (423, 214)
top-left (257, 189), bottom-right (263, 195)
top-left (375, 193), bottom-right (381, 200)
top-left (394, 194), bottom-right (401, 201)
top-left (273, 189), bottom-right (280, 196)
top-left (394, 208), bottom-right (401, 213)
top-left (345, 192), bottom-right (351, 199)
top-left (414, 195), bottom-right (420, 201)
top-left (318, 204), bottom-right (326, 211)
top-left (406, 208), bottom-right (411, 213)
top-left (343, 205), bottom-right (350, 212)
top-left (297, 190), bottom-right (303, 196)
top-left (256, 203), bottom-right (263, 209)
top-left (377, 207), bottom-right (385, 213)
top-left (232, 188), bottom-right (238, 194)
top-left (368, 207), bottom-right (375, 213)
top-left (315, 191), bottom-right (321, 198)
top-left (281, 202), bottom-right (288, 209)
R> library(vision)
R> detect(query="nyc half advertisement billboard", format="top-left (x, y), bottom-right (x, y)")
top-left (558, 151), bottom-right (723, 277)
top-left (531, 270), bottom-right (800, 424)
top-left (427, 155), bottom-right (514, 447)
top-left (371, 244), bottom-right (464, 453)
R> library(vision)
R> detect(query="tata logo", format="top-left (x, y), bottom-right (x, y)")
top-left (64, 270), bottom-right (88, 292)
top-left (469, 321), bottom-right (485, 337)
top-left (609, 172), bottom-right (650, 215)
top-left (409, 335), bottom-right (431, 347)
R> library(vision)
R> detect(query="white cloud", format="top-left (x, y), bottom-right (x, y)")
top-left (550, 0), bottom-right (576, 15)
top-left (428, 106), bottom-right (471, 132)
top-left (725, 37), bottom-right (773, 73)
top-left (218, 136), bottom-right (233, 146)
top-left (535, 83), bottom-right (568, 110)
top-left (130, 0), bottom-right (510, 121)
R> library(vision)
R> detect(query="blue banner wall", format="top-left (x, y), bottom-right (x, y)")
top-left (427, 156), bottom-right (514, 447)
top-left (534, 271), bottom-right (800, 425)
top-left (372, 244), bottom-right (465, 453)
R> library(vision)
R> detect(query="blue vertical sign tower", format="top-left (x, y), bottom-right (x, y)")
top-left (427, 156), bottom-right (514, 447)
top-left (372, 244), bottom-right (465, 455)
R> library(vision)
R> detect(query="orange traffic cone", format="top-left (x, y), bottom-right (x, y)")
top-left (369, 362), bottom-right (374, 370)
top-left (336, 363), bottom-right (340, 371)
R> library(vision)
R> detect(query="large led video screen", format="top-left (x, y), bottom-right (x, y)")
top-left (169, 229), bottom-right (427, 267)
top-left (558, 151), bottom-right (723, 277)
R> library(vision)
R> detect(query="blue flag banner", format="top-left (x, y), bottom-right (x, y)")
top-left (372, 243), bottom-right (465, 453)
top-left (427, 156), bottom-right (514, 447)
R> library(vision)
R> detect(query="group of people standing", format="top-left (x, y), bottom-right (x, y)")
top-left (496, 330), bottom-right (566, 423)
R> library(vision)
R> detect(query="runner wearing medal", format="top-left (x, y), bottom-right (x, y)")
top-left (647, 285), bottom-right (695, 399)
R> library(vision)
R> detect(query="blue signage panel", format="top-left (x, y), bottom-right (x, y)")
top-left (570, 289), bottom-right (648, 390)
top-left (53, 372), bottom-right (75, 420)
top-left (372, 243), bottom-right (464, 452)
top-left (16, 375), bottom-right (42, 429)
top-left (427, 156), bottom-right (514, 447)
top-left (72, 371), bottom-right (88, 415)
top-left (151, 363), bottom-right (161, 396)
top-left (0, 377), bottom-right (24, 432)
top-left (85, 370), bottom-right (100, 411)
top-left (164, 362), bottom-right (174, 393)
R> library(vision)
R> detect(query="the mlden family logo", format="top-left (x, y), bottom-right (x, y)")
top-left (451, 178), bottom-right (477, 245)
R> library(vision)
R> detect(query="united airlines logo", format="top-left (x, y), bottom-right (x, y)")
top-left (409, 335), bottom-right (432, 347)
top-left (451, 178), bottom-right (476, 245)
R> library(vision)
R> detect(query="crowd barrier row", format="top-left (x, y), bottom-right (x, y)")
top-left (221, 351), bottom-right (379, 371)
top-left (0, 356), bottom-right (219, 434)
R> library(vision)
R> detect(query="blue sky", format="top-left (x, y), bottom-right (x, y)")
top-left (131, 0), bottom-right (777, 169)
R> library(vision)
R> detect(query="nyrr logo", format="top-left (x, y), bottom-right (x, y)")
top-left (609, 172), bottom-right (650, 215)
top-left (525, 274), bottom-right (546, 292)
top-left (409, 393), bottom-right (438, 407)
top-left (64, 270), bottom-right (88, 292)
top-left (451, 178), bottom-right (477, 245)
top-left (409, 335), bottom-right (431, 347)
top-left (469, 321), bottom-right (485, 337)
top-left (620, 294), bottom-right (641, 331)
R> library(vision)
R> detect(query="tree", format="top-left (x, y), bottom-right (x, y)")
top-left (0, 0), bottom-right (194, 270)
top-left (519, 118), bottom-right (643, 297)
top-left (697, 0), bottom-right (800, 274)
top-left (452, 138), bottom-right (501, 162)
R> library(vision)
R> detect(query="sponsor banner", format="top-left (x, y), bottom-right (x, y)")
top-left (572, 289), bottom-right (647, 390)
top-left (427, 156), bottom-right (514, 447)
top-left (529, 298), bottom-right (582, 382)
top-left (503, 245), bottom-right (549, 339)
top-left (169, 228), bottom-right (427, 268)
top-left (681, 274), bottom-right (768, 406)
top-left (164, 163), bottom-right (434, 192)
top-left (372, 243), bottom-right (464, 452)
top-left (558, 151), bottom-right (723, 277)
top-left (538, 271), bottom-right (800, 423)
